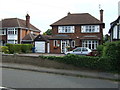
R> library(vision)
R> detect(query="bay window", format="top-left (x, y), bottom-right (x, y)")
top-left (82, 40), bottom-right (98, 50)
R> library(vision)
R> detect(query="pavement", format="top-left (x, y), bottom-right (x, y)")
top-left (17, 53), bottom-right (65, 57)
top-left (0, 63), bottom-right (119, 81)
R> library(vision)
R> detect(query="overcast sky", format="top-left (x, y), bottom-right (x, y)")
top-left (0, 0), bottom-right (120, 34)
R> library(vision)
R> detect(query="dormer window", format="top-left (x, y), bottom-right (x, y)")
top-left (58, 26), bottom-right (75, 33)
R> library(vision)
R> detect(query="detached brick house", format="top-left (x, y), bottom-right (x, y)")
top-left (0, 14), bottom-right (40, 45)
top-left (50, 10), bottom-right (105, 53)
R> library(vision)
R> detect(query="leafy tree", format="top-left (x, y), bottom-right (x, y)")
top-left (103, 34), bottom-right (110, 43)
top-left (44, 29), bottom-right (52, 35)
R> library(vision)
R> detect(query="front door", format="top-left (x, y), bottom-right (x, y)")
top-left (61, 40), bottom-right (66, 53)
top-left (61, 40), bottom-right (70, 53)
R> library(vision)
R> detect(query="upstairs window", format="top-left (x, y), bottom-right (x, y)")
top-left (81, 25), bottom-right (100, 33)
top-left (7, 28), bottom-right (18, 35)
top-left (58, 26), bottom-right (75, 33)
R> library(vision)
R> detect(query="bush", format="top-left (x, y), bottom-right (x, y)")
top-left (6, 44), bottom-right (33, 54)
top-left (96, 45), bottom-right (104, 56)
top-left (21, 44), bottom-right (33, 53)
top-left (40, 54), bottom-right (120, 72)
top-left (6, 44), bottom-right (14, 53)
top-left (0, 46), bottom-right (9, 53)
top-left (102, 41), bottom-right (120, 71)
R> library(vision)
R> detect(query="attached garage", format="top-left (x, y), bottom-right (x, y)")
top-left (35, 41), bottom-right (45, 53)
top-left (34, 34), bottom-right (51, 53)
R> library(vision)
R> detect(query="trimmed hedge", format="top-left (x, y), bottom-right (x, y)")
top-left (40, 54), bottom-right (119, 72)
top-left (6, 44), bottom-right (33, 54)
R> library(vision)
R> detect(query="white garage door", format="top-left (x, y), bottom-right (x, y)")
top-left (35, 41), bottom-right (45, 53)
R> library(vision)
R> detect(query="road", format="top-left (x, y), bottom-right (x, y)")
top-left (2, 68), bottom-right (118, 88)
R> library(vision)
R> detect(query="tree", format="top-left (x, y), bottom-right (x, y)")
top-left (44, 29), bottom-right (52, 35)
top-left (103, 34), bottom-right (110, 43)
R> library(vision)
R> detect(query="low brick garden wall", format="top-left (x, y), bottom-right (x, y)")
top-left (1, 54), bottom-right (81, 70)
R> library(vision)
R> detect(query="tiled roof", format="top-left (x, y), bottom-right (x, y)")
top-left (22, 33), bottom-right (38, 41)
top-left (49, 34), bottom-right (72, 40)
top-left (34, 35), bottom-right (51, 42)
top-left (51, 13), bottom-right (103, 26)
top-left (1, 18), bottom-right (40, 32)
top-left (80, 35), bottom-right (101, 40)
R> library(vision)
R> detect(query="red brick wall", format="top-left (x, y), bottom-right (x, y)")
top-left (2, 35), bottom-right (7, 44)
top-left (50, 40), bottom-right (61, 53)
top-left (50, 25), bottom-right (103, 53)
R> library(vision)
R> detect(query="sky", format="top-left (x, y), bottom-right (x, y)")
top-left (0, 0), bottom-right (120, 35)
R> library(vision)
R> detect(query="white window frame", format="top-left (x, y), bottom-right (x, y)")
top-left (7, 28), bottom-right (18, 35)
top-left (58, 26), bottom-right (75, 33)
top-left (81, 25), bottom-right (100, 33)
top-left (54, 40), bottom-right (58, 47)
top-left (113, 25), bottom-right (117, 39)
top-left (82, 40), bottom-right (98, 50)
top-left (7, 40), bottom-right (17, 44)
top-left (118, 26), bottom-right (120, 39)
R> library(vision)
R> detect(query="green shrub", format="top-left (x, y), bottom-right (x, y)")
top-left (0, 46), bottom-right (9, 53)
top-left (103, 41), bottom-right (120, 58)
top-left (14, 44), bottom-right (22, 53)
top-left (6, 44), bottom-right (14, 53)
top-left (6, 44), bottom-right (33, 54)
top-left (40, 54), bottom-right (120, 72)
top-left (96, 45), bottom-right (104, 56)
top-left (21, 44), bottom-right (33, 53)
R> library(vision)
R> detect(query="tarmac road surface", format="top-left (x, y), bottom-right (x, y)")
top-left (2, 68), bottom-right (118, 88)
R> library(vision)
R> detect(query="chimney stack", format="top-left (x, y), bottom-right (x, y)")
top-left (100, 9), bottom-right (103, 22)
top-left (26, 14), bottom-right (30, 28)
top-left (68, 12), bottom-right (71, 16)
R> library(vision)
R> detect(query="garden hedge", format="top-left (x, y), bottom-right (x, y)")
top-left (6, 44), bottom-right (33, 54)
top-left (40, 54), bottom-right (119, 72)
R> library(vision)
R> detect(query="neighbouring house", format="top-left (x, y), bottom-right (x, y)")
top-left (109, 16), bottom-right (120, 41)
top-left (0, 14), bottom-right (41, 45)
top-left (109, 1), bottom-right (120, 42)
top-left (50, 10), bottom-right (105, 54)
top-left (22, 32), bottom-right (38, 44)
top-left (34, 35), bottom-right (51, 53)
